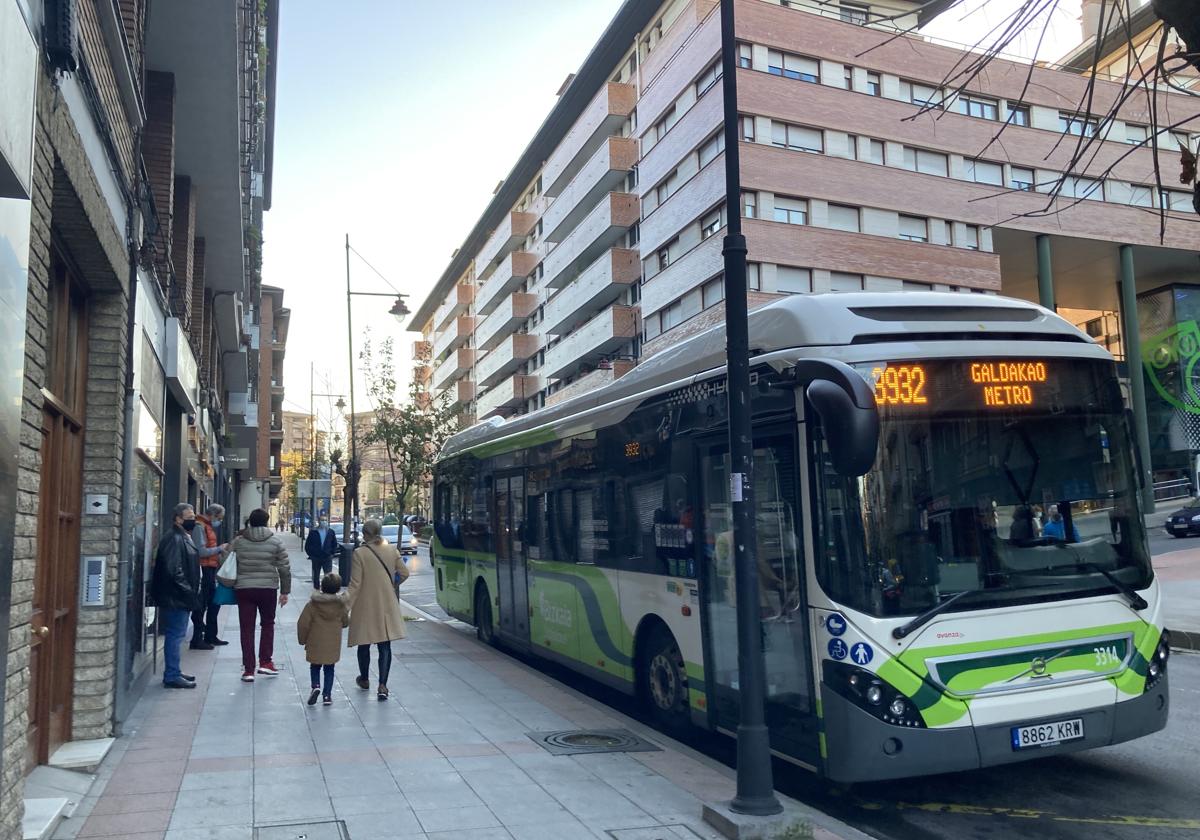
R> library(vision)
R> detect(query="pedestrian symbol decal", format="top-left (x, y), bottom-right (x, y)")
top-left (825, 613), bottom-right (847, 636)
top-left (828, 639), bottom-right (848, 661)
top-left (851, 642), bottom-right (873, 665)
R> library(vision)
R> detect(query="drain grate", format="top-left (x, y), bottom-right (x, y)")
top-left (607, 828), bottom-right (706, 839)
top-left (254, 821), bottom-right (348, 840)
top-left (528, 728), bottom-right (662, 755)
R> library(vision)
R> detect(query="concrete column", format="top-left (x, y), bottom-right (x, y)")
top-left (1036, 234), bottom-right (1055, 311)
top-left (1118, 245), bottom-right (1156, 513)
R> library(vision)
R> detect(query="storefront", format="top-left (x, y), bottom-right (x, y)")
top-left (1138, 284), bottom-right (1200, 498)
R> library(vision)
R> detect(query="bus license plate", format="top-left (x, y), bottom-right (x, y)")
top-left (1011, 718), bottom-right (1084, 750)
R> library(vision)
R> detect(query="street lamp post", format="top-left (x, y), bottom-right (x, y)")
top-left (719, 0), bottom-right (782, 817)
top-left (343, 232), bottom-right (409, 546)
top-left (309, 374), bottom-right (346, 540)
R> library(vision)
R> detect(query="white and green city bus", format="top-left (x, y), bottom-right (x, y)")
top-left (430, 292), bottom-right (1170, 781)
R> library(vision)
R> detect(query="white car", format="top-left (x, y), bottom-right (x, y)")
top-left (380, 524), bottom-right (418, 556)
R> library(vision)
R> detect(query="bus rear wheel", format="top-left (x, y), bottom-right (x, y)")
top-left (475, 585), bottom-right (495, 646)
top-left (640, 627), bottom-right (689, 731)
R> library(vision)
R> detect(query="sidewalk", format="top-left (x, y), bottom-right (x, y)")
top-left (48, 536), bottom-right (867, 840)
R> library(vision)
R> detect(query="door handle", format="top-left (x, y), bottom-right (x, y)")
top-left (32, 626), bottom-right (49, 639)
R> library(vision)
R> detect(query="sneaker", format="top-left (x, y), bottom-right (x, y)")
top-left (241, 671), bottom-right (255, 683)
top-left (181, 674), bottom-right (196, 682)
top-left (208, 638), bottom-right (230, 646)
top-left (163, 678), bottom-right (196, 689)
top-left (355, 675), bottom-right (370, 690)
top-left (189, 641), bottom-right (214, 651)
top-left (322, 695), bottom-right (332, 706)
top-left (307, 687), bottom-right (320, 706)
top-left (377, 685), bottom-right (389, 702)
top-left (257, 662), bottom-right (279, 676)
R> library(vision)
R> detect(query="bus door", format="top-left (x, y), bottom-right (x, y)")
top-left (494, 473), bottom-right (530, 644)
top-left (696, 428), bottom-right (820, 768)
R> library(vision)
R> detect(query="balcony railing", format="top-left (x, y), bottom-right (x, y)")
top-left (543, 248), bottom-right (639, 336)
top-left (545, 361), bottom-right (635, 407)
top-left (476, 333), bottom-right (539, 388)
top-left (542, 194), bottom-right (639, 290)
top-left (446, 379), bottom-right (475, 408)
top-left (433, 282), bottom-right (475, 331)
top-left (413, 363), bottom-right (432, 384)
top-left (475, 292), bottom-right (537, 352)
top-left (543, 137), bottom-right (638, 243)
top-left (477, 374), bottom-right (539, 417)
top-left (475, 250), bottom-right (537, 316)
top-left (542, 304), bottom-right (638, 380)
top-left (431, 315), bottom-right (475, 361)
top-left (433, 347), bottom-right (475, 391)
top-left (412, 340), bottom-right (432, 362)
top-left (543, 82), bottom-right (636, 197)
top-left (476, 211), bottom-right (537, 283)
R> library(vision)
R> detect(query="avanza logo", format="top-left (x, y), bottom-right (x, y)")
top-left (538, 591), bottom-right (573, 628)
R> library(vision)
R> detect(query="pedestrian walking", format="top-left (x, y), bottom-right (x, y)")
top-left (230, 508), bottom-right (292, 682)
top-left (297, 572), bottom-right (349, 706)
top-left (304, 516), bottom-right (340, 591)
top-left (345, 519), bottom-right (409, 701)
top-left (150, 503), bottom-right (202, 689)
top-left (191, 503), bottom-right (231, 650)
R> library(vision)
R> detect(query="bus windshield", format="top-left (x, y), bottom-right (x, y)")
top-left (812, 357), bottom-right (1153, 617)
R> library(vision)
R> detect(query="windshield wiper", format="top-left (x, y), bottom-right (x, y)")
top-left (1024, 559), bottom-right (1148, 611)
top-left (891, 582), bottom-right (1067, 640)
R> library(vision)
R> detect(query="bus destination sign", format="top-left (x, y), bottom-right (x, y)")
top-left (868, 360), bottom-right (1051, 409)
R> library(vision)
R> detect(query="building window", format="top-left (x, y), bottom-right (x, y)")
top-left (695, 61), bottom-right (722, 97)
top-left (698, 131), bottom-right (725, 168)
top-left (701, 207), bottom-right (725, 239)
top-left (654, 106), bottom-right (679, 141)
top-left (661, 300), bottom-right (684, 332)
top-left (900, 79), bottom-right (941, 107)
top-left (1169, 130), bottom-right (1191, 150)
top-left (657, 243), bottom-right (673, 271)
top-left (1063, 176), bottom-right (1102, 200)
top-left (844, 134), bottom-right (859, 159)
top-left (655, 170), bottom-right (680, 205)
top-left (831, 272), bottom-right (864, 291)
top-left (742, 191), bottom-right (757, 218)
top-left (767, 49), bottom-right (819, 83)
top-left (1059, 113), bottom-right (1098, 137)
top-left (747, 262), bottom-right (762, 290)
top-left (843, 67), bottom-right (853, 90)
top-left (773, 195), bottom-right (808, 225)
top-left (840, 2), bottom-right (869, 24)
top-left (771, 121), bottom-right (823, 153)
top-left (866, 138), bottom-right (884, 164)
top-left (1126, 123), bottom-right (1148, 145)
top-left (959, 94), bottom-right (999, 120)
top-left (902, 147), bottom-right (949, 176)
top-left (741, 115), bottom-right (755, 142)
top-left (1161, 189), bottom-right (1193, 212)
top-left (827, 204), bottom-right (860, 232)
top-left (866, 71), bottom-right (881, 96)
top-left (702, 276), bottom-right (725, 308)
top-left (776, 265), bottom-right (811, 294)
top-left (1010, 166), bottom-right (1035, 191)
top-left (1007, 104), bottom-right (1030, 126)
top-left (738, 43), bottom-right (753, 69)
top-left (899, 215), bottom-right (929, 242)
top-left (959, 224), bottom-right (980, 250)
top-left (965, 158), bottom-right (1004, 186)
top-left (1128, 184), bottom-right (1153, 207)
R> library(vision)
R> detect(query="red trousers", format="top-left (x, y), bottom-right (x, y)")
top-left (235, 587), bottom-right (277, 672)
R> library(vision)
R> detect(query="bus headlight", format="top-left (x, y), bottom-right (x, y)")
top-left (823, 661), bottom-right (926, 729)
top-left (1145, 633), bottom-right (1170, 691)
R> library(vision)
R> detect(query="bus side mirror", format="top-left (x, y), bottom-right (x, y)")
top-left (807, 380), bottom-right (879, 476)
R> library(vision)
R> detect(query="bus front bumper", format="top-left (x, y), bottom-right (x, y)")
top-left (821, 674), bottom-right (1169, 783)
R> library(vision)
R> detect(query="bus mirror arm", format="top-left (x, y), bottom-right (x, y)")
top-left (777, 360), bottom-right (879, 477)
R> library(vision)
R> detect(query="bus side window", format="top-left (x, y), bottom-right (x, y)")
top-left (653, 473), bottom-right (693, 576)
top-left (549, 488), bottom-right (577, 564)
top-left (525, 492), bottom-right (543, 560)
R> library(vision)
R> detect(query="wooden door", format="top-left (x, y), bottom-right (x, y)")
top-left (28, 253), bottom-right (88, 768)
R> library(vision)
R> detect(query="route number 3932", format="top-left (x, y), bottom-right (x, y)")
top-left (1093, 645), bottom-right (1120, 667)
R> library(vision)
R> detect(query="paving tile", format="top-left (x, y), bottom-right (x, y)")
top-left (505, 819), bottom-right (603, 840)
top-left (322, 770), bottom-right (400, 798)
top-left (253, 752), bottom-right (318, 768)
top-left (77, 809), bottom-right (172, 837)
top-left (251, 782), bottom-right (334, 823)
top-left (415, 804), bottom-right (502, 833)
top-left (87, 791), bottom-right (177, 816)
top-left (340, 806), bottom-right (424, 837)
top-left (402, 783), bottom-right (485, 811)
top-left (425, 829), bottom-right (514, 840)
top-left (185, 757), bottom-right (253, 774)
top-left (100, 771), bottom-right (183, 796)
top-left (179, 769), bottom-right (253, 792)
top-left (438, 742), bottom-right (501, 758)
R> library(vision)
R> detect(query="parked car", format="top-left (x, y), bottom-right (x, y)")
top-left (379, 523), bottom-right (419, 557)
top-left (1164, 498), bottom-right (1200, 537)
top-left (403, 514), bottom-right (427, 529)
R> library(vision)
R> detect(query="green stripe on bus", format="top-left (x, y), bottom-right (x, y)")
top-left (465, 426), bottom-right (560, 459)
top-left (529, 566), bottom-right (632, 668)
top-left (431, 538), bottom-right (496, 564)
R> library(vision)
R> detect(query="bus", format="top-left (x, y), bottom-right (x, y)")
top-left (429, 292), bottom-right (1170, 782)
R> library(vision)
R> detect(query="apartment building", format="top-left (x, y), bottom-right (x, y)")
top-left (0, 0), bottom-right (279, 834)
top-left (260, 286), bottom-right (289, 502)
top-left (409, 0), bottom-right (1200, 480)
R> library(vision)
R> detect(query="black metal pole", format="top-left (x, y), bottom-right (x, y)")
top-left (720, 0), bottom-right (782, 816)
top-left (345, 233), bottom-right (359, 546)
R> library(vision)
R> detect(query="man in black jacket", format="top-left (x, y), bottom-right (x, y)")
top-left (304, 517), bottom-right (340, 591)
top-left (151, 502), bottom-right (203, 689)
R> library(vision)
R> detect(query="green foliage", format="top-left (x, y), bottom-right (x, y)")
top-left (360, 334), bottom-right (459, 521)
top-left (382, 514), bottom-right (399, 525)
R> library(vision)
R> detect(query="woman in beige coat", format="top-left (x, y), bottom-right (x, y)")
top-left (345, 519), bottom-right (409, 700)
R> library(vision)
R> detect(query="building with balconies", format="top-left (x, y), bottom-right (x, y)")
top-left (259, 286), bottom-right (288, 500)
top-left (408, 0), bottom-right (1200, 494)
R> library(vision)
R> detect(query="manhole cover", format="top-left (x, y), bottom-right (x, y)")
top-left (528, 728), bottom-right (662, 755)
top-left (607, 828), bottom-right (705, 840)
top-left (254, 821), bottom-right (347, 840)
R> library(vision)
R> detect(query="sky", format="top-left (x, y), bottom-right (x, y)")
top-left (264, 0), bottom-right (1087, 428)
top-left (264, 0), bottom-right (622, 425)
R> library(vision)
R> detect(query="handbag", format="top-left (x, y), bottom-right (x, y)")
top-left (216, 551), bottom-right (238, 588)
top-left (366, 544), bottom-right (407, 600)
top-left (213, 583), bottom-right (237, 605)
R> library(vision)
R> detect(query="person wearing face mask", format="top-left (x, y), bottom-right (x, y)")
top-left (304, 515), bottom-right (340, 591)
top-left (191, 504), bottom-right (232, 649)
top-left (150, 503), bottom-right (203, 689)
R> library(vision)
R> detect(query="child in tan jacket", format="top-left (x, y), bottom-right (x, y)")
top-left (296, 572), bottom-right (349, 706)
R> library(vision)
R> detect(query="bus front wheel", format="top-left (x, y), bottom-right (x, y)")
top-left (640, 626), bottom-right (689, 730)
top-left (475, 584), bottom-right (495, 646)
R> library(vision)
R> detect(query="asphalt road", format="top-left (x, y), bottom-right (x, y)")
top-left (402, 544), bottom-right (1200, 840)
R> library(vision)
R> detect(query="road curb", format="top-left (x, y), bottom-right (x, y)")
top-left (1168, 627), bottom-right (1200, 652)
top-left (397, 595), bottom-right (444, 623)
